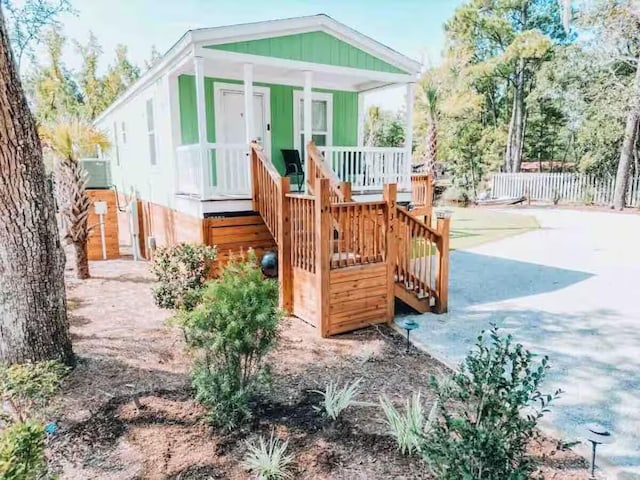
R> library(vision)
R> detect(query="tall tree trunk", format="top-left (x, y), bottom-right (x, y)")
top-left (0, 7), bottom-right (73, 365)
top-left (73, 241), bottom-right (89, 279)
top-left (505, 59), bottom-right (527, 172)
top-left (612, 56), bottom-right (640, 210)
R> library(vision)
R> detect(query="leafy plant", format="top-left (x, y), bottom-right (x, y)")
top-left (243, 431), bottom-right (295, 480)
top-left (150, 243), bottom-right (217, 311)
top-left (178, 252), bottom-right (280, 430)
top-left (313, 378), bottom-right (363, 421)
top-left (0, 361), bottom-right (68, 423)
top-left (0, 420), bottom-right (46, 480)
top-left (0, 361), bottom-right (67, 479)
top-left (380, 392), bottom-right (437, 456)
top-left (420, 325), bottom-right (561, 480)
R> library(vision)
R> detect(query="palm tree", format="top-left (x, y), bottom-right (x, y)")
top-left (421, 82), bottom-right (439, 172)
top-left (40, 119), bottom-right (110, 279)
top-left (365, 105), bottom-right (382, 147)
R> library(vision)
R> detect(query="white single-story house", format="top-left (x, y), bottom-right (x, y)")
top-left (95, 14), bottom-right (421, 225)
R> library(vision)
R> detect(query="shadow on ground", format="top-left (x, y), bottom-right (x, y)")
top-left (404, 250), bottom-right (640, 476)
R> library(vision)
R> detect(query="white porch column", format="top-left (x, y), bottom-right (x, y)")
top-left (194, 55), bottom-right (210, 198)
top-left (303, 71), bottom-right (313, 191)
top-left (404, 82), bottom-right (416, 189)
top-left (357, 92), bottom-right (365, 147)
top-left (243, 63), bottom-right (254, 144)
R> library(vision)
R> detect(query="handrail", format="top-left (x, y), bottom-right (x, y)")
top-left (306, 141), bottom-right (352, 202)
top-left (411, 174), bottom-right (434, 209)
top-left (394, 207), bottom-right (440, 302)
top-left (250, 142), bottom-right (286, 244)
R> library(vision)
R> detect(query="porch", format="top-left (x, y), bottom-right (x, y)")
top-left (170, 45), bottom-right (417, 202)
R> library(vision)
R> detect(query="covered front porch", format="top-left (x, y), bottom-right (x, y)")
top-left (170, 44), bottom-right (417, 201)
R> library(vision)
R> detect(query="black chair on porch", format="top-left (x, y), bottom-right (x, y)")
top-left (281, 149), bottom-right (305, 192)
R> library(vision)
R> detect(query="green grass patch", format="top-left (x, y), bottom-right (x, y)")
top-left (447, 207), bottom-right (539, 251)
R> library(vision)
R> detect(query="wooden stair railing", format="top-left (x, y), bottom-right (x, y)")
top-left (250, 141), bottom-right (450, 337)
top-left (306, 141), bottom-right (352, 202)
top-left (250, 142), bottom-right (292, 312)
top-left (410, 173), bottom-right (434, 222)
top-left (394, 206), bottom-right (450, 313)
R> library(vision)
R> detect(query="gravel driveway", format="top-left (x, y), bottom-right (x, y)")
top-left (406, 208), bottom-right (640, 479)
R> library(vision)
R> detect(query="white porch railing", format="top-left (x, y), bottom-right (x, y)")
top-left (176, 143), bottom-right (251, 198)
top-left (318, 146), bottom-right (411, 191)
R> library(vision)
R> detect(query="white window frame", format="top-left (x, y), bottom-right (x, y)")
top-left (112, 121), bottom-right (120, 166)
top-left (293, 90), bottom-right (333, 153)
top-left (145, 98), bottom-right (158, 167)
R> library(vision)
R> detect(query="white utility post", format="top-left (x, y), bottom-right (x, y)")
top-left (405, 82), bottom-right (416, 189)
top-left (357, 92), bottom-right (366, 147)
top-left (94, 201), bottom-right (108, 260)
top-left (243, 63), bottom-right (255, 144)
top-left (194, 55), bottom-right (210, 198)
top-left (303, 70), bottom-right (313, 192)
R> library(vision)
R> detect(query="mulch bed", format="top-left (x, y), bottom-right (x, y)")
top-left (48, 259), bottom-right (590, 479)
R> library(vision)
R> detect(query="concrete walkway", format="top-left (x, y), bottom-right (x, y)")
top-left (404, 208), bottom-right (640, 478)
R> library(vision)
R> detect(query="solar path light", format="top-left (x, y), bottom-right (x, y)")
top-left (398, 318), bottom-right (419, 354)
top-left (583, 423), bottom-right (613, 480)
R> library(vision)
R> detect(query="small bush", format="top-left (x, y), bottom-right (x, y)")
top-left (0, 420), bottom-right (46, 480)
top-left (0, 361), bottom-right (67, 479)
top-left (243, 431), bottom-right (294, 480)
top-left (420, 325), bottom-right (561, 480)
top-left (178, 252), bottom-right (280, 430)
top-left (380, 392), bottom-right (437, 456)
top-left (150, 243), bottom-right (217, 310)
top-left (313, 378), bottom-right (363, 421)
top-left (0, 361), bottom-right (67, 422)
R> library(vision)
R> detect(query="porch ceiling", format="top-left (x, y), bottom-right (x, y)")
top-left (175, 55), bottom-right (396, 92)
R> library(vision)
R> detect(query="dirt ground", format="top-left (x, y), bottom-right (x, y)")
top-left (48, 258), bottom-right (591, 479)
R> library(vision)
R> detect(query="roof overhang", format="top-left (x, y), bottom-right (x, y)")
top-left (94, 14), bottom-right (421, 124)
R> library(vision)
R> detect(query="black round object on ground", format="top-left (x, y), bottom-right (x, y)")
top-left (260, 251), bottom-right (278, 277)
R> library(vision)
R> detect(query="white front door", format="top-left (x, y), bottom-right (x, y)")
top-left (217, 85), bottom-right (270, 151)
top-left (213, 83), bottom-right (271, 196)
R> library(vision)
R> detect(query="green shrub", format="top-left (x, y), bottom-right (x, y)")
top-left (0, 361), bottom-right (67, 422)
top-left (178, 252), bottom-right (280, 430)
top-left (150, 243), bottom-right (217, 311)
top-left (380, 392), bottom-right (437, 456)
top-left (0, 361), bottom-right (67, 479)
top-left (420, 325), bottom-right (561, 480)
top-left (0, 420), bottom-right (46, 480)
top-left (313, 378), bottom-right (363, 421)
top-left (243, 431), bottom-right (294, 480)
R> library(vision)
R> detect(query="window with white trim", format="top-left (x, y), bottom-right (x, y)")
top-left (146, 99), bottom-right (157, 166)
top-left (293, 91), bottom-right (333, 157)
top-left (112, 121), bottom-right (120, 166)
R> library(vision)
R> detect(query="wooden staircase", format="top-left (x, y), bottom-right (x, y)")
top-left (250, 142), bottom-right (450, 337)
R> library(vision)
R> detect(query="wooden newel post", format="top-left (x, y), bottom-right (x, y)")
top-left (383, 183), bottom-right (397, 323)
top-left (278, 176), bottom-right (292, 314)
top-left (250, 143), bottom-right (259, 212)
top-left (434, 211), bottom-right (451, 314)
top-left (315, 177), bottom-right (331, 337)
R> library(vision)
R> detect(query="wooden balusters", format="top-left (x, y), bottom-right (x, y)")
top-left (288, 194), bottom-right (316, 273)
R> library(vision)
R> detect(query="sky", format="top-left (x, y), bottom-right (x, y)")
top-left (54, 0), bottom-right (464, 110)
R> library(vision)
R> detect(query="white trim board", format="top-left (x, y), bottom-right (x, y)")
top-left (213, 82), bottom-right (272, 154)
top-left (292, 90), bottom-right (333, 154)
top-left (94, 14), bottom-right (420, 125)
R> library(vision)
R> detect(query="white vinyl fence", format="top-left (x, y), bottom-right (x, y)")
top-left (491, 173), bottom-right (640, 207)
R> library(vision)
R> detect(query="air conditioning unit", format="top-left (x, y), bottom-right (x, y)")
top-left (79, 158), bottom-right (112, 189)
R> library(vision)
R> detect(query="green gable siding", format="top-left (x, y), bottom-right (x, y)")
top-left (205, 31), bottom-right (407, 74)
top-left (177, 75), bottom-right (358, 175)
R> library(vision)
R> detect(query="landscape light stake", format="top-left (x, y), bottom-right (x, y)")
top-left (398, 319), bottom-right (419, 354)
top-left (583, 423), bottom-right (613, 479)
